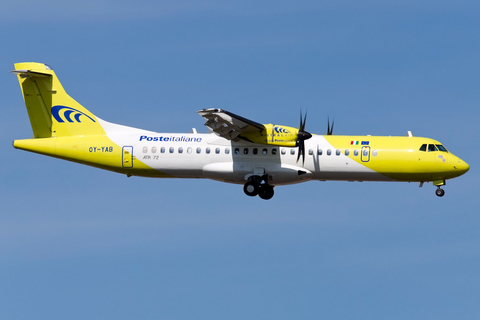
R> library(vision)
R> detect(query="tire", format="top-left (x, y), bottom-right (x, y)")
top-left (258, 185), bottom-right (274, 200)
top-left (435, 188), bottom-right (445, 197)
top-left (244, 181), bottom-right (259, 196)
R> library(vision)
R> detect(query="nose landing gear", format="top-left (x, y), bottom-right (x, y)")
top-left (433, 180), bottom-right (446, 197)
top-left (243, 176), bottom-right (275, 200)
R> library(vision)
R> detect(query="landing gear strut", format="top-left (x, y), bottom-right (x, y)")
top-left (435, 187), bottom-right (445, 197)
top-left (243, 175), bottom-right (274, 200)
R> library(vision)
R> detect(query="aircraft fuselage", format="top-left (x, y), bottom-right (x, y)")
top-left (14, 118), bottom-right (469, 187)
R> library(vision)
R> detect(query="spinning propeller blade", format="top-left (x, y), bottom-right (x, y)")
top-left (296, 111), bottom-right (312, 166)
top-left (327, 117), bottom-right (334, 135)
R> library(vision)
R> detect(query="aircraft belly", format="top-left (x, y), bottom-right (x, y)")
top-left (151, 160), bottom-right (203, 178)
top-left (202, 161), bottom-right (313, 185)
top-left (310, 156), bottom-right (392, 181)
top-left (315, 171), bottom-right (392, 181)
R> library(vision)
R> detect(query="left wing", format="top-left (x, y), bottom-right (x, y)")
top-left (197, 108), bottom-right (265, 141)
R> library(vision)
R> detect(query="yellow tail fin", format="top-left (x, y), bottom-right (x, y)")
top-left (12, 62), bottom-right (105, 138)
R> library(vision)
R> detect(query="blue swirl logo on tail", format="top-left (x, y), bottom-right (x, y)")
top-left (51, 105), bottom-right (96, 123)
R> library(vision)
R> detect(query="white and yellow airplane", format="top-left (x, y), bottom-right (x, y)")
top-left (12, 62), bottom-right (469, 200)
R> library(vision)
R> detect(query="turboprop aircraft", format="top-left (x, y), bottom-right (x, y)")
top-left (12, 62), bottom-right (469, 200)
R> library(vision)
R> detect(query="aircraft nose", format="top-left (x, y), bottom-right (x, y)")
top-left (453, 157), bottom-right (470, 175)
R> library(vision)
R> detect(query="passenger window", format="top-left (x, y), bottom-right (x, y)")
top-left (253, 148), bottom-right (258, 155)
top-left (178, 147), bottom-right (183, 154)
top-left (372, 150), bottom-right (378, 156)
top-left (336, 149), bottom-right (341, 156)
top-left (272, 148), bottom-right (277, 155)
top-left (234, 148), bottom-right (239, 154)
top-left (290, 149), bottom-right (295, 155)
top-left (206, 147), bottom-right (211, 154)
top-left (215, 147), bottom-right (220, 154)
top-left (243, 148), bottom-right (249, 155)
top-left (187, 147), bottom-right (192, 154)
top-left (225, 148), bottom-right (230, 154)
top-left (196, 147), bottom-right (201, 154)
top-left (327, 149), bottom-right (332, 156)
top-left (428, 144), bottom-right (438, 152)
top-left (161, 147), bottom-right (165, 153)
top-left (281, 149), bottom-right (286, 155)
top-left (363, 149), bottom-right (368, 156)
top-left (419, 144), bottom-right (427, 152)
top-left (169, 147), bottom-right (174, 153)
top-left (152, 147), bottom-right (157, 153)
top-left (263, 148), bottom-right (268, 155)
top-left (354, 150), bottom-right (359, 156)
top-left (308, 149), bottom-right (313, 155)
top-left (436, 145), bottom-right (448, 152)
top-left (318, 149), bottom-right (323, 156)
top-left (345, 149), bottom-right (350, 156)
top-left (143, 146), bottom-right (148, 153)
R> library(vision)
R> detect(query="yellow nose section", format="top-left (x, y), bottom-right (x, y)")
top-left (451, 156), bottom-right (470, 176)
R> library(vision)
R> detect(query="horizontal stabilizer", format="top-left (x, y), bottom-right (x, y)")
top-left (11, 69), bottom-right (52, 78)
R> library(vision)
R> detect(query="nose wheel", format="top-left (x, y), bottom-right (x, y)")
top-left (435, 187), bottom-right (445, 197)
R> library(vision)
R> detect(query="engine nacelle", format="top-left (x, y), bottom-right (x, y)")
top-left (239, 124), bottom-right (299, 147)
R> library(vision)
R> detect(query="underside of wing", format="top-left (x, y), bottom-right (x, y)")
top-left (197, 108), bottom-right (265, 141)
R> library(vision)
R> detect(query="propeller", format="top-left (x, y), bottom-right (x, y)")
top-left (296, 111), bottom-right (312, 165)
top-left (327, 117), bottom-right (334, 135)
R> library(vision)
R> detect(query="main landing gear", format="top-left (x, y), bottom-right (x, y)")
top-left (435, 187), bottom-right (445, 197)
top-left (243, 176), bottom-right (274, 200)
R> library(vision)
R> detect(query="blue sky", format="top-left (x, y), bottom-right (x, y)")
top-left (1, 1), bottom-right (479, 319)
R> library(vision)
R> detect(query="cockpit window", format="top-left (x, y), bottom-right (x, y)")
top-left (436, 144), bottom-right (448, 152)
top-left (428, 144), bottom-right (438, 152)
top-left (419, 144), bottom-right (427, 152)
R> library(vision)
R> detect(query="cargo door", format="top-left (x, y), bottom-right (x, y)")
top-left (122, 146), bottom-right (133, 168)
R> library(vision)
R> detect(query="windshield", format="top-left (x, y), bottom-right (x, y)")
top-left (419, 144), bottom-right (449, 152)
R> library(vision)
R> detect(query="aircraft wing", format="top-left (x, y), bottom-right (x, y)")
top-left (197, 108), bottom-right (265, 141)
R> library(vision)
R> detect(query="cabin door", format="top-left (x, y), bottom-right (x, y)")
top-left (361, 146), bottom-right (370, 162)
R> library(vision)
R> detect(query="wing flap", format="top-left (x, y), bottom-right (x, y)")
top-left (197, 108), bottom-right (265, 141)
